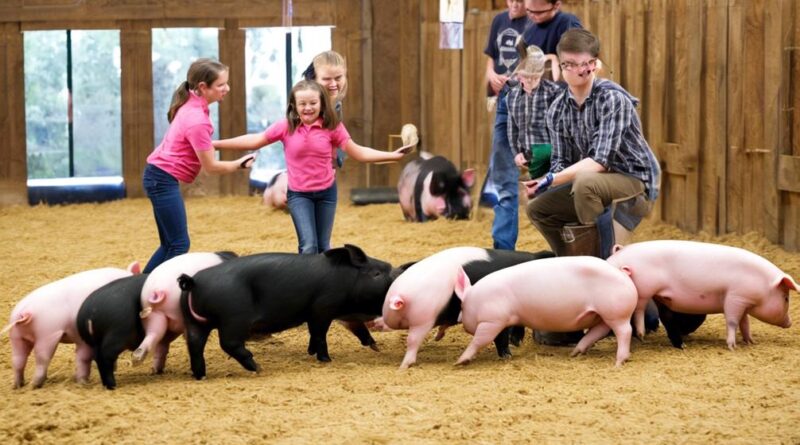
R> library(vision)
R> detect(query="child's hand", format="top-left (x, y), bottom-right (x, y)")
top-left (522, 172), bottom-right (554, 199)
top-left (514, 152), bottom-right (528, 168)
top-left (395, 143), bottom-right (415, 155)
top-left (238, 154), bottom-right (256, 169)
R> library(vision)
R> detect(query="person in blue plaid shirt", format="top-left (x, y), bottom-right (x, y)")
top-left (524, 28), bottom-right (661, 255)
top-left (506, 45), bottom-right (562, 180)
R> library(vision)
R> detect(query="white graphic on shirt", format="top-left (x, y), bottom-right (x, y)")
top-left (496, 28), bottom-right (522, 74)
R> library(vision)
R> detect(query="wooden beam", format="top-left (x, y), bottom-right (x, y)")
top-left (120, 21), bottom-right (154, 199)
top-left (218, 18), bottom-right (248, 196)
top-left (0, 22), bottom-right (27, 205)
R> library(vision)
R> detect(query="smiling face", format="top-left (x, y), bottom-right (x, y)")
top-left (558, 51), bottom-right (596, 89)
top-left (197, 69), bottom-right (230, 104)
top-left (525, 0), bottom-right (560, 24)
top-left (315, 65), bottom-right (346, 101)
top-left (293, 88), bottom-right (322, 125)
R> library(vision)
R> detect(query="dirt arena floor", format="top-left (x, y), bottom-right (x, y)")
top-left (1, 193), bottom-right (799, 444)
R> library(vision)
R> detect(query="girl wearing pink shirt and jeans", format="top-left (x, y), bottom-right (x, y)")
top-left (215, 80), bottom-right (410, 254)
top-left (143, 58), bottom-right (255, 272)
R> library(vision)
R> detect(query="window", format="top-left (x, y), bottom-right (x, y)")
top-left (151, 28), bottom-right (219, 148)
top-left (24, 30), bottom-right (121, 180)
top-left (246, 26), bottom-right (332, 182)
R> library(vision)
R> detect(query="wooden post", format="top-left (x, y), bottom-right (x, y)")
top-left (701, 0), bottom-right (728, 235)
top-left (645, 0), bottom-right (666, 222)
top-left (726, 0), bottom-right (743, 233)
top-left (0, 22), bottom-right (27, 205)
top-left (218, 18), bottom-right (249, 196)
top-left (120, 21), bottom-right (154, 199)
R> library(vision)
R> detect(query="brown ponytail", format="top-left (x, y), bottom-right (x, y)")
top-left (167, 58), bottom-right (228, 123)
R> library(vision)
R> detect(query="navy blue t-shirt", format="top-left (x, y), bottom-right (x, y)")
top-left (484, 12), bottom-right (529, 76)
top-left (521, 11), bottom-right (582, 55)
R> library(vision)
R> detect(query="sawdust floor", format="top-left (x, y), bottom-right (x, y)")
top-left (1, 194), bottom-right (799, 444)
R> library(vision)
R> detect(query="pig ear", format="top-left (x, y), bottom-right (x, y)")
top-left (612, 244), bottom-right (624, 254)
top-left (461, 169), bottom-right (476, 188)
top-left (127, 261), bottom-right (142, 275)
top-left (776, 275), bottom-right (799, 292)
top-left (388, 295), bottom-right (405, 311)
top-left (324, 244), bottom-right (368, 267)
top-left (620, 266), bottom-right (633, 277)
top-left (148, 291), bottom-right (166, 305)
top-left (454, 267), bottom-right (472, 301)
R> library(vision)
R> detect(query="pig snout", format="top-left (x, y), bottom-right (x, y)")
top-left (780, 314), bottom-right (792, 328)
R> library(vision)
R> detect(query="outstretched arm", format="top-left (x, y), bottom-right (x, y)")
top-left (342, 139), bottom-right (412, 163)
top-left (196, 149), bottom-right (255, 175)
top-left (213, 133), bottom-right (270, 151)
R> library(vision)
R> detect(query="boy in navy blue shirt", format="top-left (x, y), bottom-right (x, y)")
top-left (482, 0), bottom-right (530, 250)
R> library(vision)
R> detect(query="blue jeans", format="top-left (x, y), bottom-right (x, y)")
top-left (142, 163), bottom-right (190, 273)
top-left (287, 182), bottom-right (338, 254)
top-left (489, 90), bottom-right (519, 250)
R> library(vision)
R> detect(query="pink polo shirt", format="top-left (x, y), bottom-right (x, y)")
top-left (147, 92), bottom-right (214, 183)
top-left (264, 118), bottom-right (351, 192)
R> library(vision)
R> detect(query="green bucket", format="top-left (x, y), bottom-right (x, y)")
top-left (528, 143), bottom-right (552, 179)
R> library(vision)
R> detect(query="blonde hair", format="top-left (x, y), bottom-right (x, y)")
top-left (514, 45), bottom-right (546, 77)
top-left (311, 50), bottom-right (348, 101)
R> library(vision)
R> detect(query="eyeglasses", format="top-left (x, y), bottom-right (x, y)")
top-left (559, 58), bottom-right (597, 72)
top-left (526, 6), bottom-right (556, 16)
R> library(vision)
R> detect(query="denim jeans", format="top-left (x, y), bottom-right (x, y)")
top-left (287, 182), bottom-right (338, 254)
top-left (142, 163), bottom-right (190, 273)
top-left (489, 89), bottom-right (519, 250)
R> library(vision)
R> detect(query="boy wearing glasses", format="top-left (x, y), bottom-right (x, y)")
top-left (524, 28), bottom-right (661, 257)
top-left (481, 0), bottom-right (537, 250)
top-left (483, 0), bottom-right (580, 252)
top-left (521, 0), bottom-right (582, 55)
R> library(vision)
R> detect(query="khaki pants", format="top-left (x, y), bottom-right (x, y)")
top-left (526, 171), bottom-right (645, 255)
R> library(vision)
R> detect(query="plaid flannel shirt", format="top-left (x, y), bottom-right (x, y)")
top-left (506, 78), bottom-right (562, 159)
top-left (545, 78), bottom-right (661, 200)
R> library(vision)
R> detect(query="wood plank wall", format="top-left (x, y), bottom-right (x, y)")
top-left (419, 0), bottom-right (800, 251)
top-left (0, 0), bottom-right (422, 201)
top-left (2, 0), bottom-right (800, 251)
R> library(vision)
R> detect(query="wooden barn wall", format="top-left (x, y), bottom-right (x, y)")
top-left (0, 0), bottom-right (423, 202)
top-left (2, 0), bottom-right (800, 251)
top-left (420, 0), bottom-right (800, 251)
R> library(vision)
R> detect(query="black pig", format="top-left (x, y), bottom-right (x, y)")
top-left (77, 274), bottom-right (148, 389)
top-left (654, 300), bottom-right (706, 348)
top-left (397, 154), bottom-right (476, 222)
top-left (177, 244), bottom-right (399, 380)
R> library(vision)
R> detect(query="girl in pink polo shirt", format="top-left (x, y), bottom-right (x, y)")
top-left (215, 80), bottom-right (410, 254)
top-left (143, 58), bottom-right (255, 273)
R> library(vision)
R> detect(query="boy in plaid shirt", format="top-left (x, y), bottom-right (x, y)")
top-left (506, 45), bottom-right (562, 180)
top-left (524, 29), bottom-right (660, 255)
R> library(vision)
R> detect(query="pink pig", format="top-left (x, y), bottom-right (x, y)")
top-left (606, 240), bottom-right (797, 350)
top-left (3, 262), bottom-right (140, 388)
top-left (454, 256), bottom-right (638, 367)
top-left (133, 252), bottom-right (235, 371)
top-left (383, 247), bottom-right (494, 369)
top-left (382, 247), bottom-right (553, 369)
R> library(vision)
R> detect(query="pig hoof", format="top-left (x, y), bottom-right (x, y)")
top-left (132, 348), bottom-right (146, 364)
top-left (317, 355), bottom-right (332, 363)
top-left (32, 380), bottom-right (45, 389)
top-left (569, 348), bottom-right (584, 358)
top-left (76, 377), bottom-right (89, 385)
top-left (368, 343), bottom-right (380, 352)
